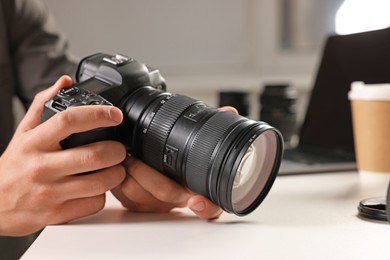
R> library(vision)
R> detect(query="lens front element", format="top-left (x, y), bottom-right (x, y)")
top-left (232, 131), bottom-right (279, 213)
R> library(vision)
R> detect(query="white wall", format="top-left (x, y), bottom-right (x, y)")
top-left (43, 0), bottom-right (253, 75)
top-left (42, 0), bottom-right (321, 116)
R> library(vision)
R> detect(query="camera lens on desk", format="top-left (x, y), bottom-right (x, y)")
top-left (219, 91), bottom-right (250, 117)
top-left (259, 84), bottom-right (297, 145)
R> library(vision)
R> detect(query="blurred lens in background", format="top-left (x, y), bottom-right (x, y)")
top-left (259, 84), bottom-right (297, 146)
top-left (219, 91), bottom-right (250, 117)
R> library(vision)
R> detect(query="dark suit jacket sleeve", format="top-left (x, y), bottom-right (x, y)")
top-left (0, 1), bottom-right (77, 257)
top-left (3, 0), bottom-right (77, 109)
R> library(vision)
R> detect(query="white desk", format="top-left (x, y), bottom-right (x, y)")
top-left (23, 172), bottom-right (390, 260)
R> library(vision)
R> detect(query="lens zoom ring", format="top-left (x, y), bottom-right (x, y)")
top-left (143, 95), bottom-right (197, 171)
top-left (185, 112), bottom-right (242, 194)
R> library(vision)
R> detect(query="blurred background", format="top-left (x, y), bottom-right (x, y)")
top-left (40, 0), bottom-right (390, 124)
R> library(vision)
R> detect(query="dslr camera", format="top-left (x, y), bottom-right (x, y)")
top-left (41, 53), bottom-right (283, 216)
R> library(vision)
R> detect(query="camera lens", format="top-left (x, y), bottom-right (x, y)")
top-left (219, 91), bottom-right (250, 117)
top-left (232, 131), bottom-right (278, 213)
top-left (119, 87), bottom-right (283, 216)
top-left (260, 84), bottom-right (297, 144)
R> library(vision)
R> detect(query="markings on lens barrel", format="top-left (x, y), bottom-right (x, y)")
top-left (160, 95), bottom-right (172, 105)
top-left (184, 104), bottom-right (207, 122)
top-left (249, 134), bottom-right (257, 143)
top-left (164, 145), bottom-right (179, 169)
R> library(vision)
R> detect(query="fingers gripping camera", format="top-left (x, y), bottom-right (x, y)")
top-left (41, 85), bottom-right (115, 148)
top-left (41, 53), bottom-right (284, 216)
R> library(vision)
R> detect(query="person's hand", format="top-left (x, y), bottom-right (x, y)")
top-left (111, 106), bottom-right (238, 220)
top-left (0, 76), bottom-right (127, 236)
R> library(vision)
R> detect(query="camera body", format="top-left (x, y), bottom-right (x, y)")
top-left (41, 53), bottom-right (167, 150)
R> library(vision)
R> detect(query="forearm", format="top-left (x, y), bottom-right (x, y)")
top-left (4, 0), bottom-right (77, 108)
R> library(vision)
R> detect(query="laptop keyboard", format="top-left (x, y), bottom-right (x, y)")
top-left (283, 147), bottom-right (355, 165)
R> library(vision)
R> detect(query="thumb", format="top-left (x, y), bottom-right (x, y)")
top-left (188, 195), bottom-right (223, 220)
top-left (16, 75), bottom-right (73, 133)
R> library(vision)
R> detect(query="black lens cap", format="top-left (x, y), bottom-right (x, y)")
top-left (387, 181), bottom-right (390, 223)
top-left (358, 181), bottom-right (390, 223)
top-left (358, 197), bottom-right (387, 222)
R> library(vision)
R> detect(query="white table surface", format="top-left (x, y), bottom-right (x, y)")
top-left (22, 171), bottom-right (390, 260)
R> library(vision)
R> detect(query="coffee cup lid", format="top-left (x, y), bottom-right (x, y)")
top-left (349, 81), bottom-right (390, 101)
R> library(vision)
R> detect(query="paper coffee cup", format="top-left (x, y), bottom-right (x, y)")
top-left (349, 82), bottom-right (390, 174)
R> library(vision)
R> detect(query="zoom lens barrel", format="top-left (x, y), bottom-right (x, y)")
top-left (120, 88), bottom-right (284, 215)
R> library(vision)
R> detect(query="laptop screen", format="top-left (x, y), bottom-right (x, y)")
top-left (298, 28), bottom-right (390, 156)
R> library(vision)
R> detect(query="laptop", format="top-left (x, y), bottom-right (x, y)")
top-left (279, 28), bottom-right (390, 175)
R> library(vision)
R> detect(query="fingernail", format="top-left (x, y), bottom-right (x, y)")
top-left (190, 201), bottom-right (206, 212)
top-left (108, 107), bottom-right (122, 123)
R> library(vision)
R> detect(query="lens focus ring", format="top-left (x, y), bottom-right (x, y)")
top-left (143, 95), bottom-right (197, 171)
